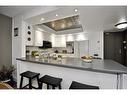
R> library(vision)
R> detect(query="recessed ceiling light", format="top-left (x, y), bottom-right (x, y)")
top-left (55, 14), bottom-right (58, 17)
top-left (52, 23), bottom-right (55, 27)
top-left (68, 22), bottom-right (72, 26)
top-left (61, 23), bottom-right (65, 28)
top-left (40, 18), bottom-right (45, 21)
top-left (74, 8), bottom-right (78, 12)
top-left (115, 22), bottom-right (127, 29)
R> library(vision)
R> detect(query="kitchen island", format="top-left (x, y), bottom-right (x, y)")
top-left (16, 56), bottom-right (127, 89)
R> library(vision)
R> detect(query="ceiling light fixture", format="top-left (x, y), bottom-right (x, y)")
top-left (55, 14), bottom-right (58, 17)
top-left (74, 8), bottom-right (78, 12)
top-left (52, 23), bottom-right (55, 27)
top-left (115, 22), bottom-right (127, 29)
top-left (61, 23), bottom-right (65, 28)
top-left (40, 18), bottom-right (45, 21)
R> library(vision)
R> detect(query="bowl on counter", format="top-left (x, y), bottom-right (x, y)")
top-left (82, 59), bottom-right (93, 63)
top-left (81, 55), bottom-right (93, 63)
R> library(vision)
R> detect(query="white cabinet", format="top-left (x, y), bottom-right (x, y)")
top-left (51, 33), bottom-right (88, 48)
top-left (66, 32), bottom-right (88, 42)
top-left (34, 29), bottom-right (52, 46)
top-left (66, 34), bottom-right (74, 42)
top-left (34, 30), bottom-right (43, 46)
top-left (17, 61), bottom-right (118, 89)
top-left (52, 35), bottom-right (66, 47)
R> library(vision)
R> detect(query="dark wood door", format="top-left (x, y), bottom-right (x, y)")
top-left (104, 32), bottom-right (125, 65)
top-left (125, 31), bottom-right (127, 66)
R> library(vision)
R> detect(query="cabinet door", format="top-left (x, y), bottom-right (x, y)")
top-left (34, 31), bottom-right (43, 46)
top-left (53, 35), bottom-right (66, 47)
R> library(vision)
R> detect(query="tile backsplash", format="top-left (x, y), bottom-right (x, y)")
top-left (26, 46), bottom-right (74, 56)
top-left (26, 46), bottom-right (53, 56)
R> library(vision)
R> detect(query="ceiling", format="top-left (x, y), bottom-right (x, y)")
top-left (78, 6), bottom-right (127, 32)
top-left (1, 6), bottom-right (127, 32)
top-left (0, 6), bottom-right (44, 17)
top-left (39, 15), bottom-right (82, 31)
top-left (26, 6), bottom-right (127, 32)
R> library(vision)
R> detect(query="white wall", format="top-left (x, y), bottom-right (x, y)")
top-left (0, 14), bottom-right (12, 69)
top-left (12, 15), bottom-right (26, 80)
top-left (88, 31), bottom-right (104, 59)
top-left (25, 22), bottom-right (34, 46)
top-left (12, 15), bottom-right (22, 67)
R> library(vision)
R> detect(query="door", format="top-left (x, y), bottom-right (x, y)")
top-left (125, 31), bottom-right (127, 66)
top-left (104, 32), bottom-right (125, 65)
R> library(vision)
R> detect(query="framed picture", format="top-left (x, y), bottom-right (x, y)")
top-left (14, 28), bottom-right (18, 37)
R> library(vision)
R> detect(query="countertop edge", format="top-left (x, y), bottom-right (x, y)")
top-left (16, 58), bottom-right (127, 75)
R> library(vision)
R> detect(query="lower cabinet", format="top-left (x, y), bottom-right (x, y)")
top-left (17, 61), bottom-right (119, 89)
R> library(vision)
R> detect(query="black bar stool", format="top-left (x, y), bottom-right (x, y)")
top-left (39, 75), bottom-right (62, 89)
top-left (19, 71), bottom-right (40, 89)
top-left (69, 81), bottom-right (99, 89)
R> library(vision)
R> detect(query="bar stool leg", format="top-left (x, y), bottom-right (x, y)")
top-left (47, 84), bottom-right (49, 89)
top-left (37, 76), bottom-right (40, 88)
top-left (59, 84), bottom-right (61, 89)
top-left (29, 78), bottom-right (32, 89)
top-left (52, 86), bottom-right (55, 89)
top-left (39, 82), bottom-right (43, 89)
top-left (19, 76), bottom-right (23, 89)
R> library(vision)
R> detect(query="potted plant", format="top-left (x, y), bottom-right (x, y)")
top-left (0, 65), bottom-right (15, 82)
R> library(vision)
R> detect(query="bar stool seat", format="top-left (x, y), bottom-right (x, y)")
top-left (20, 71), bottom-right (40, 89)
top-left (20, 71), bottom-right (39, 78)
top-left (69, 81), bottom-right (99, 89)
top-left (39, 75), bottom-right (62, 89)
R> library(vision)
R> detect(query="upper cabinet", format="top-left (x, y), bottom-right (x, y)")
top-left (34, 30), bottom-right (43, 46)
top-left (34, 27), bottom-right (52, 46)
top-left (51, 33), bottom-right (88, 47)
top-left (66, 33), bottom-right (88, 42)
top-left (52, 35), bottom-right (66, 47)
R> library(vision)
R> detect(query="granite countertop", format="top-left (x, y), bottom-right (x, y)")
top-left (16, 56), bottom-right (127, 74)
